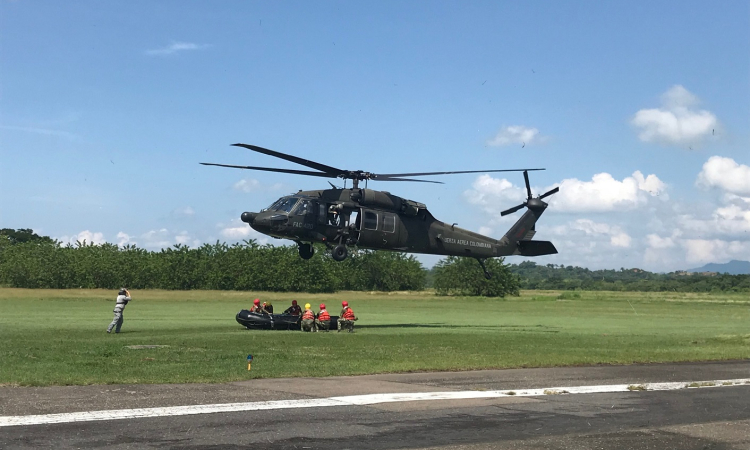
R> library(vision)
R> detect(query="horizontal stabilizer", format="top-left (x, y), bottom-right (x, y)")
top-left (517, 240), bottom-right (557, 257)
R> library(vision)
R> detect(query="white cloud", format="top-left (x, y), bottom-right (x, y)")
top-left (677, 199), bottom-right (750, 238)
top-left (550, 171), bottom-right (667, 212)
top-left (233, 178), bottom-right (284, 193)
top-left (172, 206), bottom-right (196, 217)
top-left (631, 85), bottom-right (718, 146)
top-left (465, 171), bottom-right (666, 217)
top-left (219, 219), bottom-right (270, 244)
top-left (117, 229), bottom-right (201, 250)
top-left (233, 179), bottom-right (262, 193)
top-left (486, 125), bottom-right (545, 147)
top-left (550, 219), bottom-right (632, 248)
top-left (682, 239), bottom-right (750, 265)
top-left (116, 232), bottom-right (133, 247)
top-left (646, 232), bottom-right (678, 249)
top-left (464, 174), bottom-right (525, 212)
top-left (56, 230), bottom-right (107, 246)
top-left (478, 226), bottom-right (493, 236)
top-left (145, 41), bottom-right (210, 56)
top-left (697, 156), bottom-right (750, 196)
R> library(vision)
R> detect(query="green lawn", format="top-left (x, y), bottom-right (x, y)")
top-left (0, 288), bottom-right (748, 386)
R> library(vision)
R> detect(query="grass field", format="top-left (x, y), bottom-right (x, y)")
top-left (1, 288), bottom-right (748, 386)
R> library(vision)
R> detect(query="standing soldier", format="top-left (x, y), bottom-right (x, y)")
top-left (283, 300), bottom-right (302, 316)
top-left (300, 303), bottom-right (316, 332)
top-left (316, 303), bottom-right (331, 332)
top-left (107, 288), bottom-right (132, 334)
top-left (337, 300), bottom-right (358, 333)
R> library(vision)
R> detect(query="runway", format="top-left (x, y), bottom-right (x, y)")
top-left (1, 360), bottom-right (749, 449)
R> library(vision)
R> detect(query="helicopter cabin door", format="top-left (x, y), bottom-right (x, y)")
top-left (356, 208), bottom-right (401, 249)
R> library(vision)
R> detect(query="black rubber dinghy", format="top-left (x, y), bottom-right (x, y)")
top-left (236, 310), bottom-right (339, 331)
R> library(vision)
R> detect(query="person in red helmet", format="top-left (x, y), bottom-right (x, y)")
top-left (316, 303), bottom-right (331, 332)
top-left (283, 299), bottom-right (302, 316)
top-left (338, 300), bottom-right (358, 333)
top-left (250, 298), bottom-right (265, 314)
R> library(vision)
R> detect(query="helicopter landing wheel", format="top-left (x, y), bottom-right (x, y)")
top-left (298, 243), bottom-right (314, 260)
top-left (331, 244), bottom-right (348, 261)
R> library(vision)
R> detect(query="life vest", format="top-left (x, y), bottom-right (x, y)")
top-left (342, 307), bottom-right (355, 320)
top-left (302, 309), bottom-right (315, 320)
top-left (318, 310), bottom-right (330, 321)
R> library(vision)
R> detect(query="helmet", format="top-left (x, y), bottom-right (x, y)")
top-left (118, 288), bottom-right (127, 295)
top-left (305, 303), bottom-right (311, 309)
top-left (342, 301), bottom-right (348, 307)
top-left (319, 303), bottom-right (326, 310)
top-left (253, 299), bottom-right (260, 305)
top-left (292, 300), bottom-right (298, 305)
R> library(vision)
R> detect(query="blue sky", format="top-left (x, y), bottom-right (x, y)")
top-left (2, 1), bottom-right (748, 271)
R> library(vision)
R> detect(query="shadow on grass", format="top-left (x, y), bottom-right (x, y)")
top-left (358, 324), bottom-right (560, 332)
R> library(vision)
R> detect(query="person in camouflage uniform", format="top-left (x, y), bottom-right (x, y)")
top-left (300, 303), bottom-right (316, 332)
top-left (107, 288), bottom-right (132, 334)
top-left (337, 300), bottom-right (357, 333)
top-left (316, 303), bottom-right (331, 332)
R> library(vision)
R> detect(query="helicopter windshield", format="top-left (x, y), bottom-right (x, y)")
top-left (265, 196), bottom-right (300, 213)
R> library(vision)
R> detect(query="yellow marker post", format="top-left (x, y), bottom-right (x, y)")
top-left (247, 354), bottom-right (253, 371)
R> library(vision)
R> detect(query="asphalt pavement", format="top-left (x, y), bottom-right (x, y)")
top-left (1, 360), bottom-right (749, 449)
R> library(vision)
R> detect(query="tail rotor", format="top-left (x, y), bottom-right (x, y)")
top-left (500, 171), bottom-right (559, 216)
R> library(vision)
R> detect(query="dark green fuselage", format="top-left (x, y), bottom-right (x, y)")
top-left (242, 187), bottom-right (556, 259)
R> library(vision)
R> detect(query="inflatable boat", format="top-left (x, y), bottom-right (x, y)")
top-left (236, 310), bottom-right (339, 330)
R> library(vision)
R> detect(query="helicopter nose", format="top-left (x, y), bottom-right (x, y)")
top-left (241, 212), bottom-right (258, 224)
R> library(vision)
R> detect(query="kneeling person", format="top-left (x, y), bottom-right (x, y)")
top-left (301, 303), bottom-right (316, 332)
top-left (316, 303), bottom-right (331, 332)
top-left (337, 301), bottom-right (358, 333)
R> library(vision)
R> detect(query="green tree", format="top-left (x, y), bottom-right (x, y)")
top-left (433, 257), bottom-right (519, 297)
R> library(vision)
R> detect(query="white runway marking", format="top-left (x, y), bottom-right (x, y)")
top-left (2, 378), bottom-right (749, 427)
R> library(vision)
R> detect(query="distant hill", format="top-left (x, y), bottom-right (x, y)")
top-left (686, 260), bottom-right (750, 275)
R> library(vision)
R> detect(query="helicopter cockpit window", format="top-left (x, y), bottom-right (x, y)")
top-left (293, 200), bottom-right (313, 215)
top-left (266, 196), bottom-right (299, 213)
top-left (363, 211), bottom-right (378, 230)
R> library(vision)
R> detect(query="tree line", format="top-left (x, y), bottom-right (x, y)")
top-left (0, 229), bottom-right (519, 296)
top-left (4, 229), bottom-right (746, 294)
top-left (507, 261), bottom-right (750, 292)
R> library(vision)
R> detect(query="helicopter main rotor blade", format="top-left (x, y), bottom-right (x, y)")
top-left (372, 176), bottom-right (444, 184)
top-left (374, 168), bottom-right (545, 178)
top-left (232, 143), bottom-right (346, 176)
top-left (200, 163), bottom-right (338, 178)
top-left (538, 186), bottom-right (559, 200)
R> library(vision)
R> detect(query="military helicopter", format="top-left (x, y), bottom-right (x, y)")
top-left (202, 144), bottom-right (559, 278)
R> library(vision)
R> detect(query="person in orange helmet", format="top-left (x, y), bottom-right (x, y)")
top-left (316, 303), bottom-right (331, 332)
top-left (337, 300), bottom-right (358, 333)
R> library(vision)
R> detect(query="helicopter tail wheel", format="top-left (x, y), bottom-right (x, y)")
top-left (332, 244), bottom-right (348, 261)
top-left (298, 243), bottom-right (314, 260)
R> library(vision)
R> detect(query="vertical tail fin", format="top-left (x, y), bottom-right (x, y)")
top-left (500, 171), bottom-right (559, 256)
